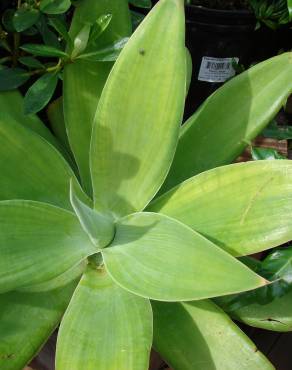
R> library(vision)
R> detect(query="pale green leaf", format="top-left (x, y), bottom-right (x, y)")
top-left (70, 180), bottom-right (115, 248)
top-left (149, 161), bottom-right (292, 256)
top-left (91, 0), bottom-right (186, 218)
top-left (0, 200), bottom-right (95, 293)
top-left (103, 212), bottom-right (266, 301)
top-left (0, 90), bottom-right (59, 147)
top-left (230, 289), bottom-right (292, 332)
top-left (18, 262), bottom-right (85, 293)
top-left (0, 117), bottom-right (79, 209)
top-left (64, 0), bottom-right (131, 195)
top-left (56, 267), bottom-right (152, 370)
top-left (0, 281), bottom-right (76, 370)
top-left (152, 300), bottom-right (274, 370)
top-left (162, 52), bottom-right (292, 192)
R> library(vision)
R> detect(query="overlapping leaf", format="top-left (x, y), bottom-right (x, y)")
top-left (91, 0), bottom-right (186, 218)
top-left (63, 0), bottom-right (131, 194)
top-left (162, 52), bottom-right (292, 192)
top-left (0, 281), bottom-right (76, 370)
top-left (150, 161), bottom-right (292, 256)
top-left (103, 212), bottom-right (266, 301)
top-left (0, 117), bottom-right (79, 209)
top-left (56, 267), bottom-right (152, 370)
top-left (152, 300), bottom-right (274, 370)
top-left (0, 200), bottom-right (95, 293)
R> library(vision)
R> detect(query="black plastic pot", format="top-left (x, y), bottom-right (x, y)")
top-left (184, 4), bottom-right (279, 118)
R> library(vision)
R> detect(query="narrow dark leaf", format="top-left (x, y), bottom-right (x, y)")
top-left (78, 37), bottom-right (129, 62)
top-left (24, 73), bottom-right (58, 114)
top-left (2, 9), bottom-right (16, 32)
top-left (40, 0), bottom-right (71, 15)
top-left (20, 43), bottom-right (68, 58)
top-left (0, 68), bottom-right (29, 91)
top-left (36, 14), bottom-right (61, 48)
top-left (131, 11), bottom-right (145, 30)
top-left (129, 0), bottom-right (152, 9)
top-left (48, 17), bottom-right (72, 45)
top-left (13, 7), bottom-right (40, 32)
top-left (19, 56), bottom-right (45, 69)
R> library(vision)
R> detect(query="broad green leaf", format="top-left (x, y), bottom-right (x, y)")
top-left (129, 0), bottom-right (152, 8)
top-left (70, 181), bottom-right (115, 248)
top-left (18, 262), bottom-right (85, 293)
top-left (103, 212), bottom-right (266, 301)
top-left (162, 52), bottom-right (292, 192)
top-left (0, 67), bottom-right (29, 91)
top-left (40, 0), bottom-right (71, 14)
top-left (47, 97), bottom-right (71, 152)
top-left (0, 90), bottom-right (58, 147)
top-left (19, 56), bottom-right (45, 69)
top-left (56, 267), bottom-right (152, 370)
top-left (64, 0), bottom-right (131, 195)
top-left (149, 161), bottom-right (292, 256)
top-left (251, 146), bottom-right (286, 160)
top-left (24, 73), bottom-right (59, 114)
top-left (231, 289), bottom-right (292, 332)
top-left (0, 200), bottom-right (95, 293)
top-left (91, 0), bottom-right (186, 218)
top-left (13, 7), bottom-right (40, 32)
top-left (78, 37), bottom-right (129, 62)
top-left (0, 281), bottom-right (76, 370)
top-left (20, 43), bottom-right (68, 58)
top-left (152, 300), bottom-right (274, 370)
top-left (0, 117), bottom-right (82, 209)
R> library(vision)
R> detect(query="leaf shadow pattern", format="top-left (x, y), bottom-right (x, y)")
top-left (91, 124), bottom-right (141, 219)
top-left (152, 301), bottom-right (216, 370)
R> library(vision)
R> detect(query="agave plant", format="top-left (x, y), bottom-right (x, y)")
top-left (1, 0), bottom-right (292, 369)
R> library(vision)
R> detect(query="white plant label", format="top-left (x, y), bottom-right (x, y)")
top-left (198, 56), bottom-right (239, 83)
